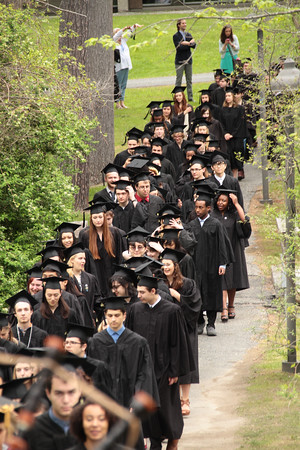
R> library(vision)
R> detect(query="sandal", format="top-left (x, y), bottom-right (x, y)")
top-left (228, 306), bottom-right (236, 319)
top-left (221, 308), bottom-right (228, 322)
top-left (181, 398), bottom-right (190, 416)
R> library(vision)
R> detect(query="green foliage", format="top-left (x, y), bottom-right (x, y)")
top-left (0, 4), bottom-right (98, 302)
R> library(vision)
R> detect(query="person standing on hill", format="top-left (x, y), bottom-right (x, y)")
top-left (173, 18), bottom-right (196, 102)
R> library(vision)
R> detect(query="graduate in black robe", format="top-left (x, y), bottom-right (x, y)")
top-left (126, 275), bottom-right (194, 449)
top-left (180, 193), bottom-right (232, 335)
top-left (160, 249), bottom-right (201, 416)
top-left (211, 189), bottom-right (251, 320)
top-left (80, 202), bottom-right (125, 297)
top-left (32, 277), bottom-right (80, 338)
top-left (112, 179), bottom-right (136, 234)
top-left (5, 290), bottom-right (48, 348)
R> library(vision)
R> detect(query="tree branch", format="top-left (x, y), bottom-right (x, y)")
top-left (35, 0), bottom-right (87, 17)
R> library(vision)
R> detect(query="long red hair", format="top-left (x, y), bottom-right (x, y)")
top-left (173, 92), bottom-right (187, 115)
top-left (89, 214), bottom-right (115, 259)
top-left (165, 261), bottom-right (184, 291)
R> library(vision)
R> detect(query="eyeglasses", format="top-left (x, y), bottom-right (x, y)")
top-left (64, 340), bottom-right (81, 346)
top-left (111, 284), bottom-right (122, 291)
top-left (129, 244), bottom-right (145, 250)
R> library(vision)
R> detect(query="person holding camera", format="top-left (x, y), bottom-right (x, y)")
top-left (113, 23), bottom-right (143, 110)
top-left (219, 24), bottom-right (240, 75)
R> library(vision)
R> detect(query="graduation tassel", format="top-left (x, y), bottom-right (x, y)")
top-left (82, 212), bottom-right (85, 229)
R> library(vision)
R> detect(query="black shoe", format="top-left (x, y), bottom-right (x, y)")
top-left (198, 323), bottom-right (205, 335)
top-left (238, 169), bottom-right (245, 180)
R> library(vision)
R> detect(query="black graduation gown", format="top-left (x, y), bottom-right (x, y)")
top-left (113, 201), bottom-right (135, 233)
top-left (113, 149), bottom-right (134, 167)
top-left (208, 117), bottom-right (227, 154)
top-left (12, 325), bottom-right (48, 348)
top-left (220, 105), bottom-right (248, 170)
top-left (125, 299), bottom-right (194, 440)
top-left (179, 253), bottom-right (196, 281)
top-left (181, 216), bottom-right (231, 312)
top-left (32, 306), bottom-right (80, 338)
top-left (211, 87), bottom-right (225, 108)
top-left (34, 290), bottom-right (84, 325)
top-left (211, 210), bottom-right (250, 291)
top-left (23, 411), bottom-right (78, 450)
top-left (81, 227), bottom-right (124, 297)
top-left (158, 156), bottom-right (176, 181)
top-left (171, 277), bottom-right (201, 384)
top-left (131, 195), bottom-right (164, 233)
top-left (72, 271), bottom-right (101, 317)
top-left (87, 328), bottom-right (159, 409)
top-left (210, 173), bottom-right (244, 210)
top-left (166, 140), bottom-right (187, 173)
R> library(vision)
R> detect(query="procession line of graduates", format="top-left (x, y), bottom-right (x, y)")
top-left (0, 68), bottom-right (254, 449)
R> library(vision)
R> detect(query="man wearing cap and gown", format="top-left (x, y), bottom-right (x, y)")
top-left (92, 163), bottom-right (120, 204)
top-left (211, 74), bottom-right (230, 108)
top-left (126, 274), bottom-right (194, 449)
top-left (88, 296), bottom-right (159, 411)
top-left (64, 323), bottom-right (113, 397)
top-left (166, 124), bottom-right (188, 172)
top-left (180, 191), bottom-right (231, 336)
top-left (6, 291), bottom-right (48, 348)
top-left (112, 179), bottom-right (136, 233)
top-left (131, 173), bottom-right (164, 233)
top-left (114, 127), bottom-right (143, 167)
top-left (150, 137), bottom-right (176, 180)
top-left (210, 152), bottom-right (244, 209)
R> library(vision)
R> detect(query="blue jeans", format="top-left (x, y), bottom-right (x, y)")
top-left (175, 62), bottom-right (193, 101)
top-left (116, 68), bottom-right (129, 102)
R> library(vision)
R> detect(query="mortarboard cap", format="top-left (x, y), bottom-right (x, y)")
top-left (137, 274), bottom-right (158, 289)
top-left (84, 201), bottom-right (115, 215)
top-left (25, 264), bottom-right (42, 279)
top-left (152, 122), bottom-right (165, 129)
top-left (36, 244), bottom-right (63, 260)
top-left (219, 73), bottom-right (230, 80)
top-left (101, 163), bottom-right (120, 175)
top-left (161, 100), bottom-right (173, 108)
top-left (126, 226), bottom-right (149, 243)
top-left (63, 242), bottom-right (86, 261)
top-left (123, 256), bottom-right (152, 270)
top-left (213, 68), bottom-right (224, 76)
top-left (5, 290), bottom-right (38, 310)
top-left (171, 86), bottom-right (186, 94)
top-left (126, 127), bottom-right (143, 141)
top-left (146, 101), bottom-right (161, 110)
top-left (193, 133), bottom-right (209, 143)
top-left (0, 377), bottom-right (34, 400)
top-left (133, 172), bottom-right (151, 185)
top-left (152, 108), bottom-right (163, 118)
top-left (198, 89), bottom-right (212, 96)
top-left (133, 146), bottom-right (150, 156)
top-left (41, 259), bottom-right (70, 275)
top-left (170, 124), bottom-right (185, 134)
top-left (225, 86), bottom-right (235, 93)
top-left (182, 141), bottom-right (199, 153)
top-left (54, 222), bottom-right (81, 234)
top-left (118, 167), bottom-right (135, 180)
top-left (159, 228), bottom-right (180, 242)
top-left (0, 313), bottom-right (13, 328)
top-left (114, 180), bottom-right (133, 191)
top-left (66, 323), bottom-right (94, 342)
top-left (189, 154), bottom-right (209, 167)
top-left (161, 248), bottom-right (185, 263)
top-left (41, 276), bottom-right (64, 291)
top-left (157, 204), bottom-right (181, 219)
top-left (128, 159), bottom-right (150, 172)
top-left (151, 137), bottom-right (168, 148)
top-left (103, 297), bottom-right (127, 311)
top-left (112, 265), bottom-right (138, 285)
top-left (215, 188), bottom-right (237, 196)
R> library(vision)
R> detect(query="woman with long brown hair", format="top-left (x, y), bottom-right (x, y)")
top-left (80, 203), bottom-right (124, 296)
top-left (171, 86), bottom-right (194, 129)
top-left (161, 248), bottom-right (201, 417)
top-left (32, 276), bottom-right (80, 338)
top-left (219, 24), bottom-right (239, 75)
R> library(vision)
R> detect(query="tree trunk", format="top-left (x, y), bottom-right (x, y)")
top-left (86, 0), bottom-right (114, 186)
top-left (59, 0), bottom-right (114, 209)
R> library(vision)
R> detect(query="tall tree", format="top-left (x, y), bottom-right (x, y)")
top-left (59, 0), bottom-right (114, 209)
